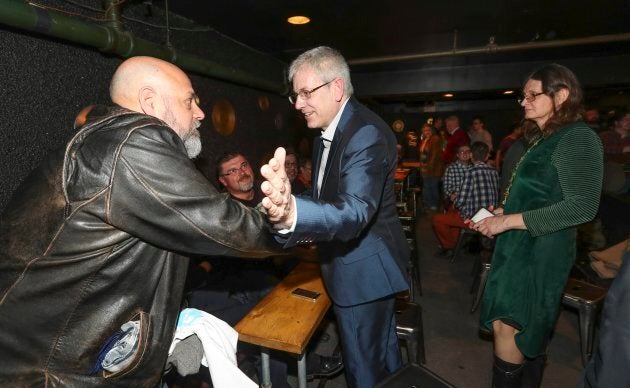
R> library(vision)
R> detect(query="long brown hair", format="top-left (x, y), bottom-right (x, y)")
top-left (522, 64), bottom-right (584, 139)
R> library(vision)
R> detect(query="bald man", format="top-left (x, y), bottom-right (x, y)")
top-left (0, 56), bottom-right (281, 386)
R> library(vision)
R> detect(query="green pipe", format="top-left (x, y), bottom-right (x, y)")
top-left (0, 0), bottom-right (286, 94)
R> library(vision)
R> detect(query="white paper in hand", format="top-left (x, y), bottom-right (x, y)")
top-left (471, 208), bottom-right (495, 223)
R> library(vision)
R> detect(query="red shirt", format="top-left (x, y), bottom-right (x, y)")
top-left (442, 128), bottom-right (470, 165)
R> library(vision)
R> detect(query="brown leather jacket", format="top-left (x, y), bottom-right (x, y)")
top-left (420, 134), bottom-right (445, 177)
top-left (0, 107), bottom-right (280, 387)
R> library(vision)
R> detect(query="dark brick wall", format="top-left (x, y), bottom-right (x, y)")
top-left (0, 26), bottom-right (306, 212)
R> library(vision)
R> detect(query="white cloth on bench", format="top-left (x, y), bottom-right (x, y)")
top-left (169, 308), bottom-right (256, 388)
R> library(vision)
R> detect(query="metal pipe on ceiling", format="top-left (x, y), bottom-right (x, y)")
top-left (0, 0), bottom-right (286, 94)
top-left (348, 33), bottom-right (630, 66)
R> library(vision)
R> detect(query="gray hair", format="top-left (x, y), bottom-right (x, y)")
top-left (288, 46), bottom-right (354, 97)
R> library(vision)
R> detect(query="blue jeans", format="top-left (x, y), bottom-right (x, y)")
top-left (422, 176), bottom-right (440, 209)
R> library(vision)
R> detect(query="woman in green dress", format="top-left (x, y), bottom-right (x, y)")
top-left (469, 64), bottom-right (603, 387)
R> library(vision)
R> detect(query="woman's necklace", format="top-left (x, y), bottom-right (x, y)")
top-left (501, 136), bottom-right (544, 206)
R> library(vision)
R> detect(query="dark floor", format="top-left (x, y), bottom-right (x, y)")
top-left (296, 209), bottom-right (587, 388)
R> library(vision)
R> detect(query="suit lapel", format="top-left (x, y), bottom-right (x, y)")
top-left (312, 136), bottom-right (324, 199)
top-left (319, 98), bottom-right (356, 197)
top-left (320, 131), bottom-right (340, 195)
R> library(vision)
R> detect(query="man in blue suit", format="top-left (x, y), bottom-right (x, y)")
top-left (260, 46), bottom-right (410, 387)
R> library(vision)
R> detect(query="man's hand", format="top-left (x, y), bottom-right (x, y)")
top-left (260, 147), bottom-right (296, 229)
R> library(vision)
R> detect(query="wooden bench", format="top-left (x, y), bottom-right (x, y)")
top-left (235, 261), bottom-right (331, 388)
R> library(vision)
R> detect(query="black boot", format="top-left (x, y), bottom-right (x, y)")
top-left (492, 355), bottom-right (524, 388)
top-left (521, 355), bottom-right (546, 388)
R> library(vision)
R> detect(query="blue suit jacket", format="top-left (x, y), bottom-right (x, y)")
top-left (286, 97), bottom-right (409, 306)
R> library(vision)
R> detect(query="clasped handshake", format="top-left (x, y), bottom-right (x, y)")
top-left (260, 147), bottom-right (296, 230)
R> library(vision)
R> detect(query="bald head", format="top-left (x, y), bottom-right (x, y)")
top-left (110, 56), bottom-right (205, 158)
top-left (110, 56), bottom-right (188, 111)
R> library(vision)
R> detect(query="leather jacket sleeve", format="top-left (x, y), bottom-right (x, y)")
top-left (105, 123), bottom-right (280, 258)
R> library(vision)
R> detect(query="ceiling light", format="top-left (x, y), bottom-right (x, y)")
top-left (503, 90), bottom-right (514, 95)
top-left (287, 15), bottom-right (310, 25)
top-left (443, 93), bottom-right (453, 98)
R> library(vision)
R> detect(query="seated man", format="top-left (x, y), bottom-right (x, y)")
top-left (187, 151), bottom-right (281, 325)
top-left (293, 156), bottom-right (312, 195)
top-left (189, 151), bottom-right (340, 386)
top-left (432, 142), bottom-right (499, 257)
top-left (442, 144), bottom-right (472, 209)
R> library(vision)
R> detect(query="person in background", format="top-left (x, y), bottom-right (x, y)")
top-left (217, 152), bottom-right (264, 207)
top-left (191, 151), bottom-right (333, 387)
top-left (284, 148), bottom-right (300, 185)
top-left (294, 157), bottom-right (312, 194)
top-left (470, 64), bottom-right (603, 387)
top-left (442, 115), bottom-right (470, 165)
top-left (73, 104), bottom-right (97, 129)
top-left (584, 107), bottom-right (601, 132)
top-left (429, 116), bottom-right (448, 152)
top-left (495, 121), bottom-right (523, 173)
top-left (468, 115), bottom-right (493, 152)
top-left (419, 123), bottom-right (444, 211)
top-left (432, 142), bottom-right (498, 257)
top-left (0, 56), bottom-right (281, 386)
top-left (598, 108), bottom-right (629, 157)
top-left (442, 144), bottom-right (472, 210)
top-left (260, 46), bottom-right (409, 388)
top-left (598, 109), bottom-right (630, 193)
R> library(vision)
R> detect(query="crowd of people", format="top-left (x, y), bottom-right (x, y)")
top-left (0, 42), bottom-right (625, 388)
top-left (395, 63), bottom-right (628, 387)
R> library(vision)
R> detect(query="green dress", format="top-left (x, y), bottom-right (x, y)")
top-left (480, 122), bottom-right (603, 358)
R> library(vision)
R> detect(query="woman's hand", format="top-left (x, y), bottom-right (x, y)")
top-left (489, 206), bottom-right (504, 216)
top-left (471, 215), bottom-right (508, 238)
top-left (467, 212), bottom-right (526, 238)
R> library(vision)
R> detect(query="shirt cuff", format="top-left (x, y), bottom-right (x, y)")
top-left (277, 195), bottom-right (297, 234)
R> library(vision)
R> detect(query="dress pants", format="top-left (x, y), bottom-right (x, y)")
top-left (431, 208), bottom-right (466, 249)
top-left (334, 295), bottom-right (402, 388)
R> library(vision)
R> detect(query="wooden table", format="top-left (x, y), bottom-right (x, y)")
top-left (235, 261), bottom-right (331, 388)
top-left (401, 161), bottom-right (421, 169)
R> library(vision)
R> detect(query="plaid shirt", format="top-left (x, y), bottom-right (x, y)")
top-left (442, 161), bottom-right (470, 198)
top-left (454, 161), bottom-right (499, 219)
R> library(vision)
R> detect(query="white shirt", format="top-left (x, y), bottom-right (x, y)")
top-left (316, 97), bottom-right (349, 195)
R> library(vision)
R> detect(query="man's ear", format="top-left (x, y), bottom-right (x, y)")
top-left (332, 78), bottom-right (344, 102)
top-left (554, 87), bottom-right (569, 108)
top-left (138, 86), bottom-right (157, 115)
top-left (218, 176), bottom-right (227, 188)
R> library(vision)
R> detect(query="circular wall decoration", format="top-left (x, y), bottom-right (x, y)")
top-left (258, 95), bottom-right (270, 111)
top-left (211, 99), bottom-right (236, 136)
top-left (392, 119), bottom-right (405, 133)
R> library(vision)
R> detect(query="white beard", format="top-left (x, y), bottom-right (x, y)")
top-left (183, 124), bottom-right (202, 159)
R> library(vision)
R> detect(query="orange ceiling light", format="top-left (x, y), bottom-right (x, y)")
top-left (443, 93), bottom-right (454, 98)
top-left (503, 90), bottom-right (515, 95)
top-left (287, 15), bottom-right (310, 25)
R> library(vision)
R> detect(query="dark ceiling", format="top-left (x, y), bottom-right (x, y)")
top-left (168, 0), bottom-right (628, 62)
top-left (165, 0), bottom-right (630, 109)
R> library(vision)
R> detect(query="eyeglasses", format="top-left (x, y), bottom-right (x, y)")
top-left (288, 80), bottom-right (334, 104)
top-left (221, 161), bottom-right (249, 177)
top-left (517, 91), bottom-right (546, 104)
